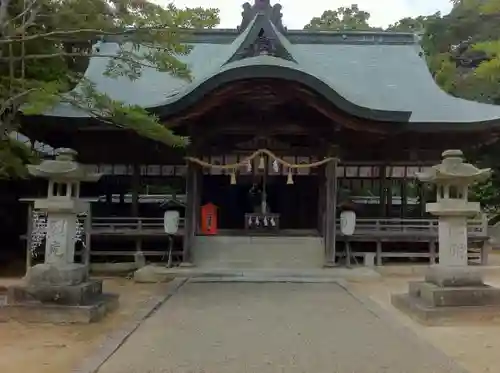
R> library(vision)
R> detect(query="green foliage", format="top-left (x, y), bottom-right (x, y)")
top-left (387, 14), bottom-right (441, 33)
top-left (469, 179), bottom-right (500, 213)
top-left (304, 4), bottom-right (376, 31)
top-left (304, 0), bottom-right (500, 211)
top-left (0, 137), bottom-right (38, 179)
top-left (0, 0), bottom-right (219, 178)
top-left (66, 80), bottom-right (189, 147)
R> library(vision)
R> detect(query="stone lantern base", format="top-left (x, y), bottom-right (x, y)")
top-left (392, 265), bottom-right (500, 325)
top-left (0, 263), bottom-right (118, 324)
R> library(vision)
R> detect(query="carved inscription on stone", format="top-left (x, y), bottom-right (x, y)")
top-left (439, 218), bottom-right (468, 266)
top-left (45, 218), bottom-right (67, 263)
top-left (450, 242), bottom-right (467, 263)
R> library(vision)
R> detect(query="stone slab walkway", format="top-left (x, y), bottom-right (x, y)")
top-left (97, 282), bottom-right (467, 373)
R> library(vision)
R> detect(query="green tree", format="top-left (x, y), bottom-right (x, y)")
top-left (0, 0), bottom-right (219, 178)
top-left (419, 0), bottom-right (500, 101)
top-left (304, 4), bottom-right (376, 31)
top-left (387, 14), bottom-right (440, 33)
top-left (422, 0), bottom-right (500, 211)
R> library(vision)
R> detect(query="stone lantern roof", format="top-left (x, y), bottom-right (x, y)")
top-left (416, 149), bottom-right (491, 185)
top-left (27, 148), bottom-right (101, 182)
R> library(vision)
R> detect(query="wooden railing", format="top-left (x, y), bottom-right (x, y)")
top-left (21, 216), bottom-right (490, 270)
top-left (91, 216), bottom-right (185, 236)
top-left (88, 216), bottom-right (488, 239)
top-left (338, 218), bottom-right (487, 239)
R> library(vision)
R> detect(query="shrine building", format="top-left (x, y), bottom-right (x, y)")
top-left (20, 0), bottom-right (500, 269)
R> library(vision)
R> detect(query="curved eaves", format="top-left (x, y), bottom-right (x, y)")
top-left (401, 118), bottom-right (500, 132)
top-left (147, 55), bottom-right (411, 122)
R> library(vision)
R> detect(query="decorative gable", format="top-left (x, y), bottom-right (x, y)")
top-left (226, 15), bottom-right (295, 64)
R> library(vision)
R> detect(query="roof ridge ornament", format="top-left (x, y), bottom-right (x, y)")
top-left (239, 0), bottom-right (285, 33)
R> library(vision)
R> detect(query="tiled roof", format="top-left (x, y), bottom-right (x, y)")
top-left (42, 12), bottom-right (500, 131)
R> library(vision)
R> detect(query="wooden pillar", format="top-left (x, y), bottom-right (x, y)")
top-left (429, 240), bottom-right (437, 264)
top-left (376, 240), bottom-right (382, 266)
top-left (386, 180), bottom-right (393, 218)
top-left (379, 165), bottom-right (387, 218)
top-left (25, 203), bottom-right (33, 274)
top-left (332, 160), bottom-right (338, 263)
top-left (418, 183), bottom-right (426, 217)
top-left (130, 163), bottom-right (143, 266)
top-left (193, 167), bottom-right (202, 234)
top-left (481, 240), bottom-right (491, 266)
top-left (182, 161), bottom-right (198, 265)
top-left (317, 170), bottom-right (325, 235)
top-left (131, 163), bottom-right (141, 217)
top-left (84, 204), bottom-right (92, 273)
top-left (481, 214), bottom-right (490, 266)
top-left (401, 179), bottom-right (408, 218)
top-left (324, 157), bottom-right (338, 266)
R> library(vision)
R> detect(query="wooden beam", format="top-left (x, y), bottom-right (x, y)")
top-left (379, 164), bottom-right (387, 218)
top-left (324, 149), bottom-right (339, 266)
top-left (317, 168), bottom-right (325, 236)
top-left (182, 159), bottom-right (198, 265)
top-left (167, 79), bottom-right (394, 134)
top-left (131, 163), bottom-right (141, 217)
top-left (84, 205), bottom-right (92, 275)
top-left (401, 179), bottom-right (408, 218)
top-left (25, 202), bottom-right (33, 275)
top-left (182, 163), bottom-right (194, 263)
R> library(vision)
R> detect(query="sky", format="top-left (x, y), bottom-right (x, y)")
top-left (158, 0), bottom-right (453, 29)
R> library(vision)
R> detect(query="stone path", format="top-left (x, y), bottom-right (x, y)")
top-left (97, 282), bottom-right (467, 373)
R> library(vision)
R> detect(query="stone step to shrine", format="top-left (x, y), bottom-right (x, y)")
top-left (192, 236), bottom-right (324, 269)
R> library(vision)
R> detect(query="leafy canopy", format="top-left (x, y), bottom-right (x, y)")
top-left (0, 0), bottom-right (219, 178)
top-left (304, 4), bottom-right (375, 31)
top-left (304, 1), bottom-right (500, 211)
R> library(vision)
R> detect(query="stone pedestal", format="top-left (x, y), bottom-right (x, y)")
top-left (392, 268), bottom-right (500, 325)
top-left (0, 263), bottom-right (118, 324)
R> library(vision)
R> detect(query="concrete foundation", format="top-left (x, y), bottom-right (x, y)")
top-left (392, 266), bottom-right (500, 324)
top-left (7, 279), bottom-right (103, 305)
top-left (192, 236), bottom-right (324, 269)
top-left (1, 264), bottom-right (119, 324)
top-left (0, 293), bottom-right (118, 324)
top-left (391, 293), bottom-right (500, 325)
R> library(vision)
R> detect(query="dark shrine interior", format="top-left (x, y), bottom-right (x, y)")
top-left (201, 174), bottom-right (319, 230)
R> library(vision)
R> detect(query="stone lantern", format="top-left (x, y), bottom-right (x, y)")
top-left (392, 150), bottom-right (500, 324)
top-left (417, 149), bottom-right (490, 268)
top-left (27, 148), bottom-right (101, 267)
top-left (1, 148), bottom-right (118, 324)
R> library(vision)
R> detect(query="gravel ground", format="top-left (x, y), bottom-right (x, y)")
top-left (351, 274), bottom-right (500, 373)
top-left (0, 278), bottom-right (167, 373)
top-left (97, 282), bottom-right (466, 373)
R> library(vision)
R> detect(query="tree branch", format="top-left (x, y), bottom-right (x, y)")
top-left (9, 0), bottom-right (37, 24)
top-left (0, 52), bottom-right (158, 69)
top-left (0, 0), bottom-right (11, 29)
top-left (0, 26), bottom-right (185, 44)
top-left (0, 88), bottom-right (37, 117)
top-left (59, 96), bottom-right (188, 147)
top-left (13, 2), bottom-right (39, 36)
